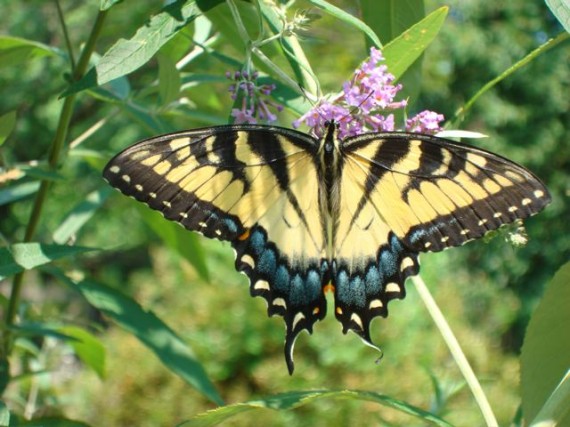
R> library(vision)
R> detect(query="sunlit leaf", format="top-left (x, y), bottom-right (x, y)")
top-left (178, 390), bottom-right (451, 426)
top-left (521, 262), bottom-right (570, 425)
top-left (63, 0), bottom-right (224, 96)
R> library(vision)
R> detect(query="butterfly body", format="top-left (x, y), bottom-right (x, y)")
top-left (104, 121), bottom-right (550, 373)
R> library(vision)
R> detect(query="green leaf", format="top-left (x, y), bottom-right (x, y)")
top-left (12, 323), bottom-right (80, 342)
top-left (382, 6), bottom-right (448, 81)
top-left (67, 277), bottom-right (223, 405)
top-left (178, 390), bottom-right (451, 426)
top-left (0, 36), bottom-right (57, 69)
top-left (58, 326), bottom-right (106, 379)
top-left (0, 243), bottom-right (95, 280)
top-left (19, 418), bottom-right (91, 427)
top-left (100, 0), bottom-right (123, 11)
top-left (307, 0), bottom-right (382, 47)
top-left (157, 52), bottom-right (182, 107)
top-left (531, 371), bottom-right (570, 426)
top-left (139, 206), bottom-right (210, 282)
top-left (53, 187), bottom-right (113, 244)
top-left (546, 0), bottom-right (570, 33)
top-left (0, 400), bottom-right (9, 427)
top-left (0, 111), bottom-right (16, 146)
top-left (521, 262), bottom-right (570, 425)
top-left (63, 0), bottom-right (224, 96)
top-left (0, 181), bottom-right (40, 206)
top-left (360, 0), bottom-right (426, 104)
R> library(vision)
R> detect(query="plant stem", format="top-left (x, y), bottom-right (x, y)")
top-left (1, 9), bottom-right (108, 358)
top-left (450, 32), bottom-right (570, 127)
top-left (412, 275), bottom-right (498, 426)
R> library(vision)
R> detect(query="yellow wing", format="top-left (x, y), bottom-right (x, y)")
top-left (332, 132), bottom-right (550, 346)
top-left (103, 125), bottom-right (327, 374)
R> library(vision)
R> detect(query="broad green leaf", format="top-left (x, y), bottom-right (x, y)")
top-left (530, 370), bottom-right (570, 426)
top-left (68, 278), bottom-right (223, 406)
top-left (157, 52), bottom-right (182, 106)
top-left (0, 181), bottom-right (40, 206)
top-left (59, 326), bottom-right (106, 379)
top-left (0, 243), bottom-right (95, 280)
top-left (0, 400), bottom-right (9, 427)
top-left (0, 111), bottom-right (16, 146)
top-left (178, 390), bottom-right (451, 426)
top-left (546, 0), bottom-right (570, 33)
top-left (521, 262), bottom-right (570, 425)
top-left (307, 0), bottom-right (382, 47)
top-left (382, 6), bottom-right (448, 81)
top-left (139, 206), bottom-right (210, 282)
top-left (63, 0), bottom-right (224, 96)
top-left (53, 187), bottom-right (113, 244)
top-left (0, 36), bottom-right (57, 69)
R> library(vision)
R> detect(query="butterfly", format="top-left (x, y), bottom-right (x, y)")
top-left (103, 120), bottom-right (551, 374)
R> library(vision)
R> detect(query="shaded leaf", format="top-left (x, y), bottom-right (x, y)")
top-left (521, 262), bottom-right (570, 425)
top-left (0, 243), bottom-right (95, 280)
top-left (157, 52), bottom-right (182, 106)
top-left (0, 400), bottom-right (9, 427)
top-left (139, 206), bottom-right (210, 282)
top-left (19, 418), bottom-right (91, 427)
top-left (53, 187), bottom-right (113, 244)
top-left (178, 390), bottom-right (451, 426)
top-left (0, 111), bottom-right (16, 146)
top-left (58, 326), bottom-right (106, 379)
top-left (0, 36), bottom-right (57, 69)
top-left (308, 0), bottom-right (382, 47)
top-left (100, 0), bottom-right (123, 11)
top-left (62, 276), bottom-right (223, 405)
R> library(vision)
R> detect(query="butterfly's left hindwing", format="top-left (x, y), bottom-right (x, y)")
top-left (103, 125), bottom-right (328, 373)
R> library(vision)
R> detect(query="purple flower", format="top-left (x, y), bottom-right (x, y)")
top-left (226, 70), bottom-right (282, 125)
top-left (294, 46), bottom-right (444, 137)
top-left (406, 110), bottom-right (445, 133)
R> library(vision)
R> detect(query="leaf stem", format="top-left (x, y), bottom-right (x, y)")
top-left (411, 275), bottom-right (498, 426)
top-left (1, 9), bottom-right (108, 359)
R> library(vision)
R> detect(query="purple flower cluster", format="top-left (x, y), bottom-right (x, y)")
top-left (293, 47), bottom-right (445, 138)
top-left (227, 70), bottom-right (283, 124)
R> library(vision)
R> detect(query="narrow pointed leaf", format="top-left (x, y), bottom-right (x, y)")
top-left (382, 6), bottom-right (448, 80)
top-left (69, 278), bottom-right (223, 405)
top-left (53, 187), bottom-right (113, 244)
top-left (0, 111), bottom-right (17, 146)
top-left (58, 326), bottom-right (106, 379)
top-left (178, 390), bottom-right (451, 426)
top-left (546, 0), bottom-right (570, 33)
top-left (0, 182), bottom-right (40, 206)
top-left (0, 243), bottom-right (95, 280)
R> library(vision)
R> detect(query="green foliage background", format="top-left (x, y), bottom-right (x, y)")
top-left (0, 0), bottom-right (568, 425)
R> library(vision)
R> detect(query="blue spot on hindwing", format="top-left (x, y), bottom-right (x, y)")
top-left (258, 248), bottom-right (277, 277)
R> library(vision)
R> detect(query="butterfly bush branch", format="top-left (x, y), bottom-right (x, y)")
top-left (294, 47), bottom-right (445, 138)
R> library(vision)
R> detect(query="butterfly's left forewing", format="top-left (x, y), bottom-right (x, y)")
top-left (103, 125), bottom-right (328, 373)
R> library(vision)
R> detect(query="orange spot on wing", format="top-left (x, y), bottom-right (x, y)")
top-left (323, 282), bottom-right (335, 294)
top-left (336, 307), bottom-right (343, 315)
top-left (313, 307), bottom-right (320, 315)
top-left (238, 229), bottom-right (250, 241)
